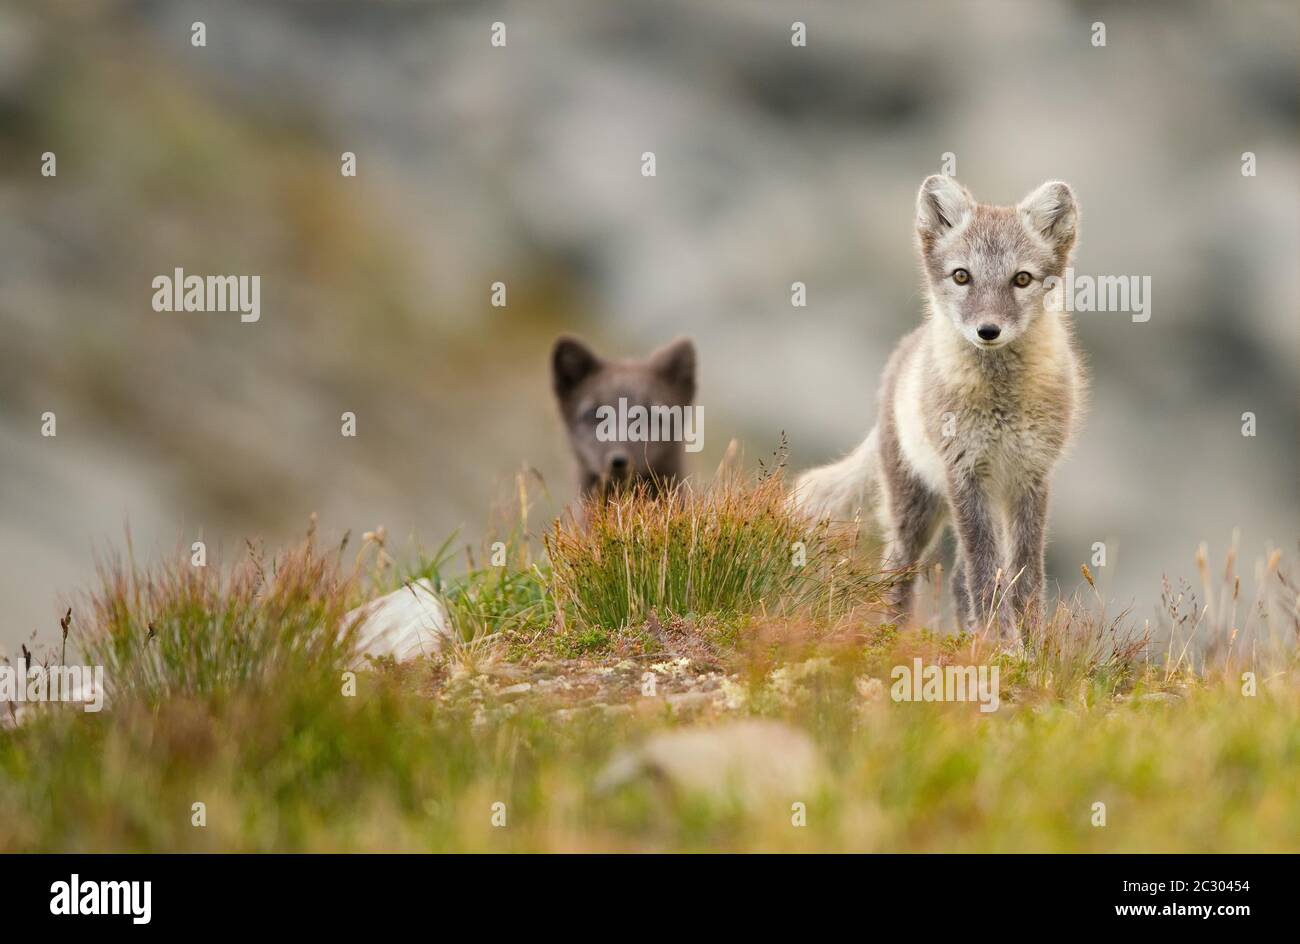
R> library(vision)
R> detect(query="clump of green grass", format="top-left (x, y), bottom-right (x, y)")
top-left (545, 468), bottom-right (898, 640)
top-left (1007, 594), bottom-right (1149, 704)
top-left (374, 471), bottom-right (558, 665)
top-left (78, 521), bottom-right (361, 705)
top-left (389, 530), bottom-right (554, 646)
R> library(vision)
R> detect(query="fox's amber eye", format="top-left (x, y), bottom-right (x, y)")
top-left (1013, 271), bottom-right (1032, 288)
top-left (952, 268), bottom-right (970, 285)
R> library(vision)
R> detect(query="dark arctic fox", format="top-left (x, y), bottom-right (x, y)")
top-left (550, 336), bottom-right (698, 503)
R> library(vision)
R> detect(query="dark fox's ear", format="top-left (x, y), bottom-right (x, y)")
top-left (650, 337), bottom-right (696, 401)
top-left (1018, 181), bottom-right (1078, 254)
top-left (916, 175), bottom-right (973, 245)
top-left (551, 336), bottom-right (600, 398)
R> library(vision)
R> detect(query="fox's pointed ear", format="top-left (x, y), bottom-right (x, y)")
top-left (552, 337), bottom-right (600, 398)
top-left (916, 175), bottom-right (973, 244)
top-left (1018, 181), bottom-right (1078, 254)
top-left (650, 337), bottom-right (696, 401)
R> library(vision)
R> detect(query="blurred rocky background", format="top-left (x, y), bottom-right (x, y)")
top-left (1, 0), bottom-right (1296, 652)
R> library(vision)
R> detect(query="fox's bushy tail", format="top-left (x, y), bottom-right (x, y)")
top-left (789, 427), bottom-right (881, 525)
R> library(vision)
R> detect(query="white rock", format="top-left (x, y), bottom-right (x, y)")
top-left (665, 690), bottom-right (720, 713)
top-left (596, 719), bottom-right (824, 810)
top-left (347, 578), bottom-right (452, 665)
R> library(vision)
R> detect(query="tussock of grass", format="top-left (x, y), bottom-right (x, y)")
top-left (545, 470), bottom-right (898, 642)
top-left (78, 522), bottom-right (361, 704)
top-left (1007, 598), bottom-right (1148, 704)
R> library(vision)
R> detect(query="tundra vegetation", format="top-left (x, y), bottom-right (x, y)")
top-left (1, 458), bottom-right (1296, 852)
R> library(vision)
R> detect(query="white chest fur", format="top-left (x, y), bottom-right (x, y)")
top-left (894, 314), bottom-right (1076, 502)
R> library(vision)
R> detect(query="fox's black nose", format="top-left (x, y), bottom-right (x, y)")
top-left (609, 453), bottom-right (629, 472)
top-left (977, 324), bottom-right (1001, 342)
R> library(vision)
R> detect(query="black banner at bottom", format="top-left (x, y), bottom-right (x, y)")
top-left (0, 853), bottom-right (1284, 930)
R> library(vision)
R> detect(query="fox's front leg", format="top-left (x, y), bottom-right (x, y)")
top-left (881, 475), bottom-right (945, 623)
top-left (1008, 477), bottom-right (1049, 628)
top-left (950, 554), bottom-right (974, 628)
top-left (948, 475), bottom-right (1012, 639)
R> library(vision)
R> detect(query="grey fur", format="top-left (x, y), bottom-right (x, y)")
top-left (551, 336), bottom-right (697, 504)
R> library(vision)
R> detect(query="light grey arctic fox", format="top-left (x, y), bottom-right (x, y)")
top-left (792, 176), bottom-right (1086, 640)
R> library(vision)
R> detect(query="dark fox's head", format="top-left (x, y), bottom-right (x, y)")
top-left (551, 336), bottom-right (697, 499)
top-left (915, 176), bottom-right (1079, 349)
